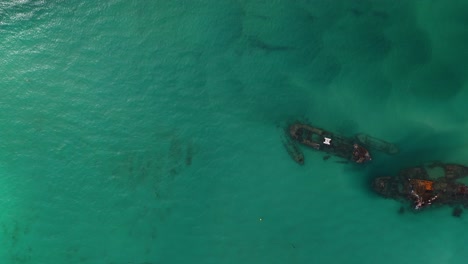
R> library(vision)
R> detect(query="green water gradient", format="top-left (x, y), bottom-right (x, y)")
top-left (1, 0), bottom-right (468, 263)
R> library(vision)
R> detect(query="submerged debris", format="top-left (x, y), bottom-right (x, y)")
top-left (398, 206), bottom-right (405, 214)
top-left (452, 207), bottom-right (463, 218)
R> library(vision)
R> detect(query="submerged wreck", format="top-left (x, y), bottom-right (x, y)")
top-left (356, 133), bottom-right (399, 155)
top-left (289, 123), bottom-right (371, 164)
top-left (373, 163), bottom-right (468, 214)
top-left (280, 128), bottom-right (305, 165)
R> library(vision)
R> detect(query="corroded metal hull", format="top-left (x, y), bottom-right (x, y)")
top-left (289, 123), bottom-right (371, 164)
top-left (373, 163), bottom-right (468, 210)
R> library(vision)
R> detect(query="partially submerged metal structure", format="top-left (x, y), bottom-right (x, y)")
top-left (282, 122), bottom-right (398, 165)
top-left (288, 122), bottom-right (372, 164)
top-left (373, 162), bottom-right (468, 213)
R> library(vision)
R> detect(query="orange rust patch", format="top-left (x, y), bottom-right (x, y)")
top-left (410, 179), bottom-right (434, 191)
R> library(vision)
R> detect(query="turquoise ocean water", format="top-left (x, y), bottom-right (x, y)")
top-left (1, 0), bottom-right (468, 263)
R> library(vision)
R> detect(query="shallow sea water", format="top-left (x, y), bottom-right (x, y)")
top-left (1, 0), bottom-right (468, 263)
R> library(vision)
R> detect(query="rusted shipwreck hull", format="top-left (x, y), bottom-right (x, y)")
top-left (289, 123), bottom-right (371, 164)
top-left (373, 163), bottom-right (468, 211)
